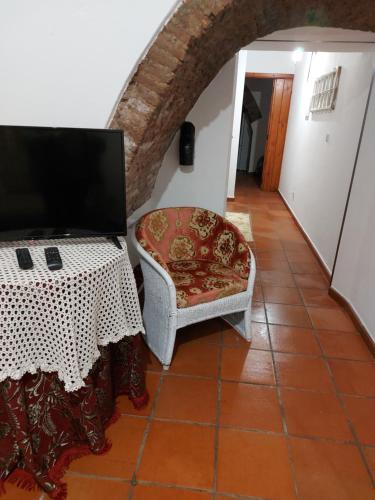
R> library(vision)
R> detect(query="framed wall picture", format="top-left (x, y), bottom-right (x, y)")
top-left (310, 66), bottom-right (342, 113)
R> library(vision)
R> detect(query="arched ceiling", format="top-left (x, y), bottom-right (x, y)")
top-left (110, 0), bottom-right (375, 214)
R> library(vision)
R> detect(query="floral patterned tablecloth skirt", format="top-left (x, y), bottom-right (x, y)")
top-left (0, 334), bottom-right (148, 499)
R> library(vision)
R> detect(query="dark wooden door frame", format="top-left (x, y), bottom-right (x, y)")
top-left (246, 72), bottom-right (294, 191)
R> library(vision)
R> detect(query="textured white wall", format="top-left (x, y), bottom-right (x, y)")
top-left (0, 0), bottom-right (179, 128)
top-left (332, 76), bottom-right (375, 340)
top-left (279, 51), bottom-right (375, 272)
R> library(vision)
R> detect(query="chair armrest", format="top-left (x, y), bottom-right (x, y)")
top-left (131, 227), bottom-right (177, 313)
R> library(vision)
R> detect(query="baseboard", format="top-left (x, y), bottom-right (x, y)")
top-left (277, 191), bottom-right (332, 281)
top-left (227, 197), bottom-right (235, 201)
top-left (329, 287), bottom-right (375, 357)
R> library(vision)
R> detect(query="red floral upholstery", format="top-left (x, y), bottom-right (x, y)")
top-left (136, 207), bottom-right (250, 308)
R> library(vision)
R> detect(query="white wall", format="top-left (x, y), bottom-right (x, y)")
top-left (279, 51), bottom-right (375, 272)
top-left (246, 50), bottom-right (296, 74)
top-left (332, 75), bottom-right (375, 340)
top-left (0, 0), bottom-right (179, 128)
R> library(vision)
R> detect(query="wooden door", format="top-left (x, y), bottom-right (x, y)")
top-left (261, 77), bottom-right (293, 191)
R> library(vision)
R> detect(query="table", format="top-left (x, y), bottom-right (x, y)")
top-left (0, 237), bottom-right (147, 498)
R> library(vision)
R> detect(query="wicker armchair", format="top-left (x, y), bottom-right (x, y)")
top-left (132, 207), bottom-right (256, 369)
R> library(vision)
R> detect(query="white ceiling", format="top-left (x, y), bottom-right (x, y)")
top-left (245, 27), bottom-right (375, 52)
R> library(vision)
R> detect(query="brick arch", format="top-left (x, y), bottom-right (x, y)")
top-left (110, 0), bottom-right (375, 213)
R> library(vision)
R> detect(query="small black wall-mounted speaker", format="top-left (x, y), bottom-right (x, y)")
top-left (179, 121), bottom-right (195, 166)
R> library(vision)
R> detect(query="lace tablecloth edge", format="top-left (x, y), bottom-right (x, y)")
top-left (0, 326), bottom-right (145, 392)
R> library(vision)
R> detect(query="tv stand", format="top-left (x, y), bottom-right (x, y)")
top-left (108, 235), bottom-right (123, 250)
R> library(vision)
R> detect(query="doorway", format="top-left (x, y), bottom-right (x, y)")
top-left (239, 72), bottom-right (294, 192)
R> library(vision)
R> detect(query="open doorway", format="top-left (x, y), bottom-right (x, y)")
top-left (236, 72), bottom-right (293, 191)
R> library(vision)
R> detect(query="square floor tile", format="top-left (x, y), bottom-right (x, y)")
top-left (253, 284), bottom-right (264, 302)
top-left (143, 343), bottom-right (163, 372)
top-left (220, 381), bottom-right (283, 432)
top-left (266, 303), bottom-right (312, 328)
top-left (255, 237), bottom-right (284, 251)
top-left (285, 249), bottom-right (317, 263)
top-left (288, 260), bottom-right (323, 274)
top-left (132, 485), bottom-right (211, 499)
top-left (252, 301), bottom-right (267, 322)
top-left (217, 429), bottom-right (296, 499)
top-left (155, 375), bottom-right (217, 423)
top-left (260, 270), bottom-right (295, 287)
top-left (269, 325), bottom-right (321, 355)
top-left (118, 371), bottom-right (160, 416)
top-left (64, 475), bottom-right (129, 499)
top-left (300, 288), bottom-right (340, 308)
top-left (343, 396), bottom-right (375, 445)
top-left (282, 388), bottom-right (352, 440)
top-left (256, 249), bottom-right (287, 260)
top-left (294, 274), bottom-right (329, 290)
top-left (221, 347), bottom-right (275, 385)
top-left (257, 257), bottom-right (291, 272)
top-left (263, 285), bottom-right (302, 305)
top-left (170, 340), bottom-right (220, 378)
top-left (290, 438), bottom-right (375, 500)
top-left (138, 421), bottom-right (215, 489)
top-left (328, 359), bottom-right (375, 396)
top-left (69, 416), bottom-right (146, 478)
top-left (317, 331), bottom-right (373, 361)
top-left (223, 322), bottom-right (270, 350)
top-left (275, 353), bottom-right (334, 392)
top-left (282, 240), bottom-right (309, 251)
top-left (317, 330), bottom-right (374, 361)
top-left (308, 308), bottom-right (356, 332)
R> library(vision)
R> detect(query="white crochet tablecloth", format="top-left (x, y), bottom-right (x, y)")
top-left (0, 237), bottom-right (144, 391)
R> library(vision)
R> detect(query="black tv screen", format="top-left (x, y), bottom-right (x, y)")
top-left (0, 125), bottom-right (126, 242)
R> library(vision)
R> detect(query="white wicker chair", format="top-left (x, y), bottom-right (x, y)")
top-left (132, 207), bottom-right (256, 369)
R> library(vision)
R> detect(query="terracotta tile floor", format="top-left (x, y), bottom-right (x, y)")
top-left (20, 175), bottom-right (374, 500)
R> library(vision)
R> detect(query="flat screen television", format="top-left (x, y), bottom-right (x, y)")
top-left (0, 125), bottom-right (126, 242)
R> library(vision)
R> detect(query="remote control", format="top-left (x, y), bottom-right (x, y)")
top-left (44, 247), bottom-right (63, 271)
top-left (16, 248), bottom-right (34, 270)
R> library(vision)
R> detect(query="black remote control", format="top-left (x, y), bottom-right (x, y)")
top-left (16, 248), bottom-right (34, 270)
top-left (44, 247), bottom-right (63, 271)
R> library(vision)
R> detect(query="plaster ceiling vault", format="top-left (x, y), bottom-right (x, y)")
top-left (110, 0), bottom-right (375, 214)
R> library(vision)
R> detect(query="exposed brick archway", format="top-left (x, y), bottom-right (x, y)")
top-left (110, 0), bottom-right (375, 214)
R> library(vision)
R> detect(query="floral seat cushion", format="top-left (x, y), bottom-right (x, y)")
top-left (167, 260), bottom-right (247, 308)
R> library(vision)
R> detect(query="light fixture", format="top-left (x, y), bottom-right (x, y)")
top-left (292, 47), bottom-right (304, 63)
